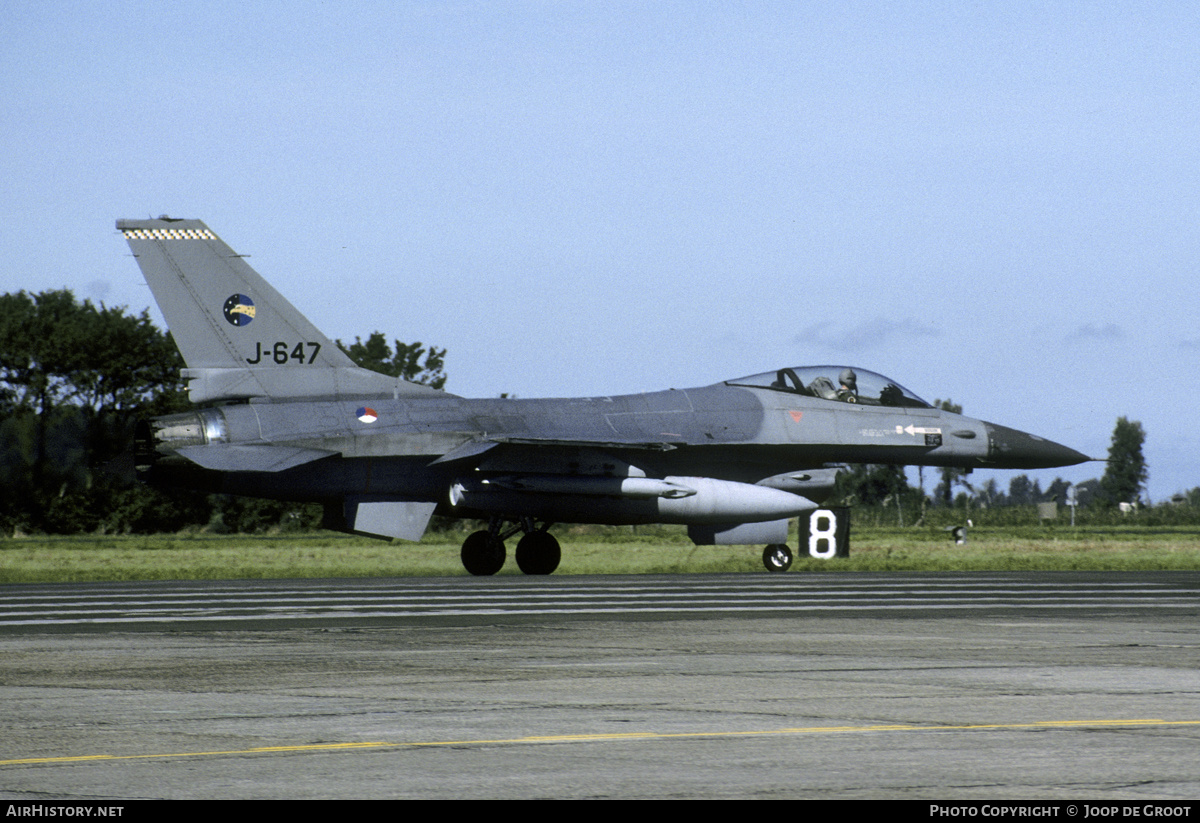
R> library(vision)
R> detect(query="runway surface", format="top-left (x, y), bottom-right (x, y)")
top-left (2, 572), bottom-right (1199, 799)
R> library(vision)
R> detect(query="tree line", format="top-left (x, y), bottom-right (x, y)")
top-left (1, 288), bottom-right (1189, 534)
top-left (831, 406), bottom-right (1172, 524)
top-left (0, 289), bottom-right (444, 536)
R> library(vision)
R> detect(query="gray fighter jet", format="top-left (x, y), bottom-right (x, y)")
top-left (119, 218), bottom-right (1088, 574)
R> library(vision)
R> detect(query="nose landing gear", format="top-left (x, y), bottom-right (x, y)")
top-left (762, 543), bottom-right (793, 572)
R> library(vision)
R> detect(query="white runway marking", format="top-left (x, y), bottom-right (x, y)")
top-left (1, 573), bottom-right (1196, 629)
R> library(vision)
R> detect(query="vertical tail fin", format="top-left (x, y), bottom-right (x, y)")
top-left (118, 218), bottom-right (445, 403)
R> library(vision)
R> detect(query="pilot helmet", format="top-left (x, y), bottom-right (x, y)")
top-left (839, 368), bottom-right (858, 390)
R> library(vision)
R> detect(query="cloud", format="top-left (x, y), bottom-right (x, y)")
top-left (1065, 323), bottom-right (1123, 343)
top-left (793, 317), bottom-right (940, 352)
top-left (86, 280), bottom-right (111, 304)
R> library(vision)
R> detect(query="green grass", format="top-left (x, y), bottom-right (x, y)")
top-left (1, 523), bottom-right (1198, 583)
top-left (796, 524), bottom-right (1200, 572)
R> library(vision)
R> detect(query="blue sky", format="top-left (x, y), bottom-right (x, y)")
top-left (3, 1), bottom-right (1197, 500)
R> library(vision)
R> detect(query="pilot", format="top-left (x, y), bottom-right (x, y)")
top-left (837, 368), bottom-right (858, 403)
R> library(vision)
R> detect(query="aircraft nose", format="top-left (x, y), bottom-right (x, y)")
top-left (983, 422), bottom-right (1090, 469)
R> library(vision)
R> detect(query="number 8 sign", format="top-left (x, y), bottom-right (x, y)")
top-left (803, 508), bottom-right (850, 559)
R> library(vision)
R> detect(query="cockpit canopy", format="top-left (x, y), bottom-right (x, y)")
top-left (725, 366), bottom-right (931, 408)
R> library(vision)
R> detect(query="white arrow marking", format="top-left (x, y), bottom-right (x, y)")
top-left (896, 425), bottom-right (943, 436)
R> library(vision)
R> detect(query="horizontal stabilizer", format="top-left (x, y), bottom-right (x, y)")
top-left (175, 444), bottom-right (337, 472)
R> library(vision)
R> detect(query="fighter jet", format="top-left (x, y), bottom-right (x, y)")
top-left (118, 218), bottom-right (1088, 574)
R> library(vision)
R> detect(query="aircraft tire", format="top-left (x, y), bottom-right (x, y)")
top-left (461, 530), bottom-right (506, 576)
top-left (762, 543), bottom-right (793, 573)
top-left (515, 531), bottom-right (561, 575)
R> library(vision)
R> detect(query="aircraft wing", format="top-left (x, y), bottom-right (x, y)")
top-left (428, 436), bottom-right (679, 466)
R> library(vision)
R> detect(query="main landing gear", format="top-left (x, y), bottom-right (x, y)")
top-left (460, 517), bottom-right (561, 576)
